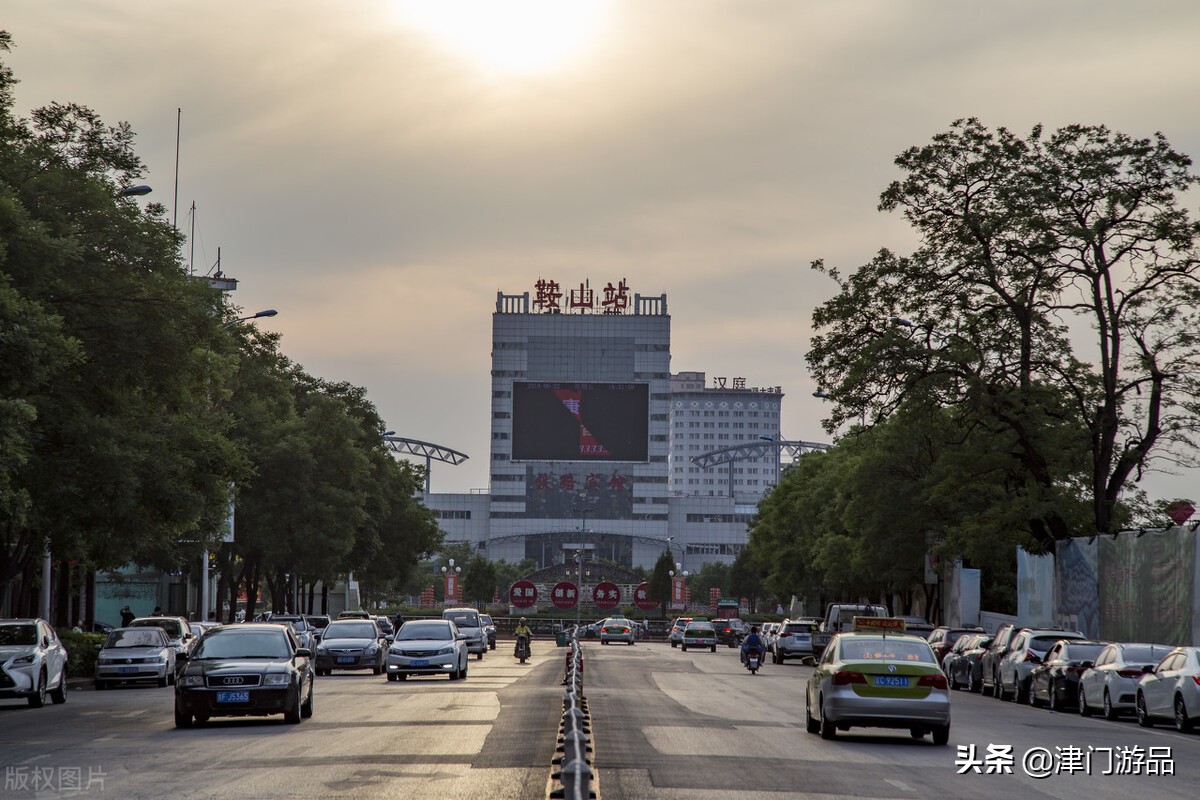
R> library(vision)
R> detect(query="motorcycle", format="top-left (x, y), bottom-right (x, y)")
top-left (744, 648), bottom-right (763, 675)
top-left (514, 632), bottom-right (531, 664)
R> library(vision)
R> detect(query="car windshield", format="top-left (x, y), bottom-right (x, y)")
top-left (193, 630), bottom-right (291, 659)
top-left (1062, 643), bottom-right (1106, 661)
top-left (398, 622), bottom-right (453, 641)
top-left (130, 619), bottom-right (183, 638)
top-left (446, 614), bottom-right (479, 628)
top-left (324, 622), bottom-right (377, 639)
top-left (1030, 635), bottom-right (1073, 652)
top-left (105, 629), bottom-right (165, 648)
top-left (307, 617), bottom-right (329, 629)
top-left (480, 615), bottom-right (493, 625)
top-left (0, 624), bottom-right (37, 646)
top-left (841, 638), bottom-right (935, 663)
top-left (782, 623), bottom-right (812, 634)
top-left (1122, 645), bottom-right (1168, 662)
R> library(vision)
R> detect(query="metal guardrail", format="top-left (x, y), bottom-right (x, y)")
top-left (550, 628), bottom-right (596, 799)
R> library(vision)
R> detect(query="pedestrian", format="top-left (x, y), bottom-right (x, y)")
top-left (72, 619), bottom-right (84, 633)
top-left (120, 605), bottom-right (135, 626)
top-left (393, 611), bottom-right (405, 631)
top-left (152, 606), bottom-right (163, 616)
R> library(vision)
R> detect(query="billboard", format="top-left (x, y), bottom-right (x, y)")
top-left (512, 382), bottom-right (649, 462)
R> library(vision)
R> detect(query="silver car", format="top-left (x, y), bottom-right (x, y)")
top-left (1078, 642), bottom-right (1174, 720)
top-left (387, 620), bottom-right (469, 681)
top-left (95, 626), bottom-right (176, 689)
top-left (0, 618), bottom-right (69, 707)
top-left (1135, 646), bottom-right (1200, 732)
top-left (128, 616), bottom-right (196, 660)
top-left (997, 628), bottom-right (1085, 703)
top-left (441, 608), bottom-right (486, 659)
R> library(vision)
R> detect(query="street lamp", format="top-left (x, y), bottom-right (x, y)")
top-left (813, 389), bottom-right (866, 427)
top-left (668, 563), bottom-right (690, 611)
top-left (441, 559), bottom-right (461, 606)
top-left (223, 309), bottom-right (278, 329)
top-left (116, 184), bottom-right (153, 197)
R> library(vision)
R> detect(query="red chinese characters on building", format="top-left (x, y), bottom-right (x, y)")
top-left (568, 282), bottom-right (594, 311)
top-left (607, 473), bottom-right (627, 491)
top-left (551, 581), bottom-right (579, 610)
top-left (532, 279), bottom-right (632, 315)
top-left (534, 279), bottom-right (563, 313)
top-left (601, 279), bottom-right (629, 315)
top-left (558, 473), bottom-right (576, 491)
top-left (509, 580), bottom-right (538, 608)
top-left (532, 473), bottom-right (552, 490)
top-left (592, 581), bottom-right (621, 609)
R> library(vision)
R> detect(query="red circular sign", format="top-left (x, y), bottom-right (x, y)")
top-left (551, 581), bottom-right (579, 610)
top-left (509, 580), bottom-right (538, 608)
top-left (592, 581), bottom-right (621, 610)
top-left (633, 582), bottom-right (657, 610)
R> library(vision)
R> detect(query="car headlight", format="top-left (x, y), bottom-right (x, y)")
top-left (364, 644), bottom-right (378, 655)
top-left (316, 645), bottom-right (327, 654)
top-left (437, 646), bottom-right (454, 656)
top-left (12, 654), bottom-right (36, 665)
top-left (179, 675), bottom-right (204, 687)
top-left (263, 674), bottom-right (290, 686)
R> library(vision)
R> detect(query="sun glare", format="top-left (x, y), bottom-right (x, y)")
top-left (391, 0), bottom-right (610, 75)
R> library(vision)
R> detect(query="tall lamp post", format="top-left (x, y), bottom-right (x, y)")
top-left (668, 563), bottom-right (690, 611)
top-left (571, 500), bottom-right (592, 626)
top-left (441, 559), bottom-right (461, 606)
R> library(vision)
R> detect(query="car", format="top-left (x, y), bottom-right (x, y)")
top-left (189, 621), bottom-right (220, 639)
top-left (945, 633), bottom-right (993, 693)
top-left (996, 628), bottom-right (1086, 703)
top-left (680, 622), bottom-right (717, 652)
top-left (0, 618), bottom-right (69, 708)
top-left (941, 632), bottom-right (982, 686)
top-left (479, 614), bottom-right (497, 650)
top-left (304, 615), bottom-right (331, 642)
top-left (95, 626), bottom-right (176, 689)
top-left (760, 622), bottom-right (780, 645)
top-left (710, 618), bottom-right (747, 648)
top-left (1078, 642), bottom-right (1175, 720)
top-left (386, 619), bottom-right (470, 681)
top-left (174, 623), bottom-right (314, 727)
top-left (927, 626), bottom-right (984, 667)
top-left (265, 615), bottom-right (315, 649)
top-left (599, 619), bottom-right (635, 645)
top-left (898, 616), bottom-right (936, 639)
top-left (313, 618), bottom-right (388, 675)
top-left (668, 617), bottom-right (692, 648)
top-left (804, 625), bottom-right (951, 744)
top-left (127, 615), bottom-right (197, 660)
top-left (442, 608), bottom-right (487, 659)
top-left (980, 623), bottom-right (1018, 697)
top-left (772, 619), bottom-right (817, 663)
top-left (1135, 646), bottom-right (1200, 731)
top-left (1028, 639), bottom-right (1109, 711)
top-left (337, 610), bottom-right (372, 620)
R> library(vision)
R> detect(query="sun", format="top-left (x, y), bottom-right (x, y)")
top-left (391, 0), bottom-right (610, 75)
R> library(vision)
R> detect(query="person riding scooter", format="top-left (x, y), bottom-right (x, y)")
top-left (513, 617), bottom-right (533, 658)
top-left (740, 625), bottom-right (765, 667)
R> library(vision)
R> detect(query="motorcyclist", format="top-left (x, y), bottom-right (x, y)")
top-left (740, 625), bottom-right (765, 667)
top-left (513, 617), bottom-right (533, 657)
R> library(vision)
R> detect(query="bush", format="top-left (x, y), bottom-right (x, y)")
top-left (57, 630), bottom-right (106, 678)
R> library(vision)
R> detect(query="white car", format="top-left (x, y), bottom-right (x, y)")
top-left (1136, 646), bottom-right (1200, 732)
top-left (387, 620), bottom-right (469, 681)
top-left (0, 618), bottom-right (69, 707)
top-left (95, 626), bottom-right (177, 689)
top-left (1078, 642), bottom-right (1173, 720)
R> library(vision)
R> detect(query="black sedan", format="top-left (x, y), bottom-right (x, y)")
top-left (1028, 639), bottom-right (1109, 712)
top-left (313, 619), bottom-right (388, 675)
top-left (174, 624), bottom-right (314, 728)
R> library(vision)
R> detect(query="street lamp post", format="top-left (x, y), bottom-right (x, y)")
top-left (571, 501), bottom-right (592, 626)
top-left (668, 563), bottom-right (690, 611)
top-left (441, 559), bottom-right (461, 606)
top-left (223, 309), bottom-right (277, 329)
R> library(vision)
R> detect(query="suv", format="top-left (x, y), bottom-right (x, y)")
top-left (266, 614), bottom-right (314, 649)
top-left (442, 608), bottom-right (486, 659)
top-left (927, 626), bottom-right (985, 666)
top-left (772, 619), bottom-right (817, 663)
top-left (0, 618), bottom-right (69, 707)
top-left (337, 610), bottom-right (371, 620)
top-left (128, 616), bottom-right (196, 659)
top-left (997, 628), bottom-right (1086, 703)
top-left (668, 617), bottom-right (692, 648)
top-left (710, 618), bottom-right (747, 648)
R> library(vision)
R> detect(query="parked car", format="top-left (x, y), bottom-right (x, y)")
top-left (599, 619), bottom-right (635, 645)
top-left (804, 629), bottom-right (951, 744)
top-left (1136, 646), bottom-right (1200, 732)
top-left (304, 615), bottom-right (331, 642)
top-left (1078, 642), bottom-right (1175, 720)
top-left (681, 622), bottom-right (717, 652)
top-left (313, 618), bottom-right (388, 675)
top-left (441, 608), bottom-right (487, 659)
top-left (980, 623), bottom-right (1018, 697)
top-left (1028, 639), bottom-right (1109, 711)
top-left (386, 619), bottom-right (469, 681)
top-left (0, 618), bottom-right (69, 707)
top-left (941, 633), bottom-right (981, 687)
top-left (375, 616), bottom-right (395, 637)
top-left (927, 626), bottom-right (984, 667)
top-left (174, 623), bottom-right (313, 727)
top-left (127, 616), bottom-right (196, 660)
top-left (997, 628), bottom-right (1086, 703)
top-left (898, 616), bottom-right (936, 639)
top-left (95, 626), bottom-right (176, 689)
top-left (668, 617), bottom-right (693, 648)
top-left (772, 619), bottom-right (817, 663)
top-left (479, 614), bottom-right (497, 650)
top-left (946, 633), bottom-right (993, 693)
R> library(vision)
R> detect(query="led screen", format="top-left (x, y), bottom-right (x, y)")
top-left (511, 382), bottom-right (649, 462)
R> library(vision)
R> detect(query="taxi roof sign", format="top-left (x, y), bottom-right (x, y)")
top-left (852, 616), bottom-right (907, 633)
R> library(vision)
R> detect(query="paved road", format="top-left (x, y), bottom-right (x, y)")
top-left (4, 638), bottom-right (1198, 799)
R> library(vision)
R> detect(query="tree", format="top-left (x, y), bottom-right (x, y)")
top-left (646, 549), bottom-right (676, 615)
top-left (462, 555), bottom-right (499, 608)
top-left (808, 119), bottom-right (1200, 545)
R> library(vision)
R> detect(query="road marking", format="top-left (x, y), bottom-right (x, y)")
top-left (885, 778), bottom-right (914, 792)
top-left (17, 754), bottom-right (49, 766)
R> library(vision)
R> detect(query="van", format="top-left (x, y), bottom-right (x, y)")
top-left (442, 608), bottom-right (486, 659)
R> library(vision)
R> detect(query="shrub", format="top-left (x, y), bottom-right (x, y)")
top-left (57, 630), bottom-right (106, 678)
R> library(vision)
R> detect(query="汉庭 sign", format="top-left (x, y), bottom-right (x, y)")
top-left (551, 581), bottom-right (578, 610)
top-left (509, 580), bottom-right (538, 608)
top-left (533, 278), bottom-right (631, 315)
top-left (592, 581), bottom-right (621, 610)
top-left (633, 582), bottom-right (657, 611)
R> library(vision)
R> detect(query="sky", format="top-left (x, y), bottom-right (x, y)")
top-left (4, 1), bottom-right (1200, 506)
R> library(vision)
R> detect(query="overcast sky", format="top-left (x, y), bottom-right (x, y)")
top-left (5, 1), bottom-right (1199, 506)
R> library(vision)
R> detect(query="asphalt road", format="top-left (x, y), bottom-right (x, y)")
top-left (3, 638), bottom-right (1198, 799)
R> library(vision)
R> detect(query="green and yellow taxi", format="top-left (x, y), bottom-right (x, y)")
top-left (804, 617), bottom-right (951, 744)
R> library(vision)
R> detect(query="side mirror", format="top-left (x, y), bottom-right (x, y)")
top-left (177, 653), bottom-right (189, 662)
top-left (456, 633), bottom-right (469, 640)
top-left (1142, 664), bottom-right (1155, 674)
top-left (295, 648), bottom-right (312, 658)
top-left (1080, 661), bottom-right (1094, 670)
top-left (385, 635), bottom-right (394, 644)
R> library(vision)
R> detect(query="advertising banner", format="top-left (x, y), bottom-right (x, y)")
top-left (1017, 549), bottom-right (1055, 627)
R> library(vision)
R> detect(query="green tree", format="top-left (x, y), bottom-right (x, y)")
top-left (646, 549), bottom-right (675, 615)
top-left (462, 555), bottom-right (499, 608)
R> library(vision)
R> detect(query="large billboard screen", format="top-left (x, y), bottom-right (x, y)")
top-left (511, 382), bottom-right (649, 462)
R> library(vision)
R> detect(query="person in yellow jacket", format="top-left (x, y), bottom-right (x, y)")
top-left (513, 617), bottom-right (533, 657)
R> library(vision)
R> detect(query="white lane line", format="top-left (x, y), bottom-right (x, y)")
top-left (885, 778), bottom-right (915, 792)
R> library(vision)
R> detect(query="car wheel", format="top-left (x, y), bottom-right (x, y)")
top-left (909, 727), bottom-right (927, 739)
top-left (1175, 695), bottom-right (1193, 733)
top-left (997, 674), bottom-right (1011, 701)
top-left (1136, 692), bottom-right (1153, 728)
top-left (301, 679), bottom-right (314, 719)
top-left (1048, 681), bottom-right (1062, 712)
top-left (158, 673), bottom-right (170, 688)
top-left (476, 651), bottom-right (483, 661)
top-left (671, 641), bottom-right (677, 648)
top-left (819, 699), bottom-right (837, 740)
top-left (932, 723), bottom-right (950, 746)
top-left (398, 673), bottom-right (408, 681)
top-left (804, 693), bottom-right (820, 734)
top-left (28, 670), bottom-right (47, 708)
top-left (174, 704), bottom-right (193, 729)
top-left (94, 680), bottom-right (106, 691)
top-left (1016, 677), bottom-right (1030, 705)
top-left (387, 672), bottom-right (397, 682)
top-left (50, 675), bottom-right (67, 705)
top-left (710, 645), bottom-right (716, 653)
top-left (1079, 687), bottom-right (1092, 717)
top-left (966, 669), bottom-right (976, 693)
top-left (1028, 680), bottom-right (1041, 707)
top-left (285, 689), bottom-right (303, 724)
top-left (461, 663), bottom-right (467, 680)
top-left (681, 644), bottom-right (687, 652)
top-left (1103, 689), bottom-right (1119, 721)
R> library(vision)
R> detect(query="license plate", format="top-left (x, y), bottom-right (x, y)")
top-left (336, 656), bottom-right (356, 664)
top-left (873, 676), bottom-right (909, 687)
top-left (411, 659), bottom-right (429, 667)
top-left (216, 691), bottom-right (250, 703)
top-left (117, 666), bottom-right (139, 674)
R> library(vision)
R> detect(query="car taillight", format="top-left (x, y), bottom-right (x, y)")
top-left (1193, 675), bottom-right (1200, 687)
top-left (1116, 669), bottom-right (1143, 679)
top-left (832, 670), bottom-right (867, 686)
top-left (918, 673), bottom-right (948, 690)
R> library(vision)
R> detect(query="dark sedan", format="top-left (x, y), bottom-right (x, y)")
top-left (313, 619), bottom-right (387, 675)
top-left (946, 633), bottom-right (993, 693)
top-left (174, 624), bottom-right (314, 728)
top-left (1028, 639), bottom-right (1109, 712)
